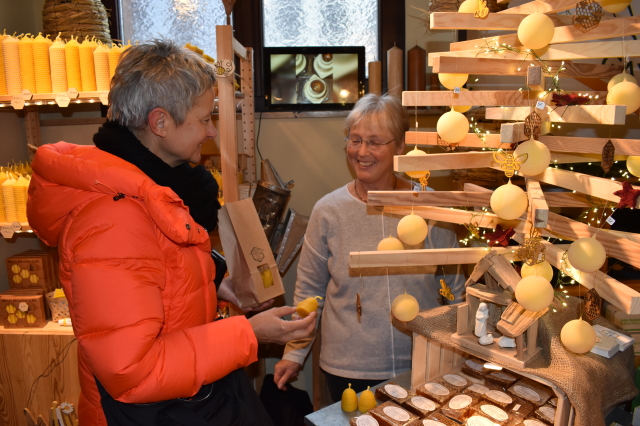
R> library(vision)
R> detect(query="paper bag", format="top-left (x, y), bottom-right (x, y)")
top-left (218, 198), bottom-right (285, 308)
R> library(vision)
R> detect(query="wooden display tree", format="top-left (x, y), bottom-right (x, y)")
top-left (349, 0), bottom-right (640, 371)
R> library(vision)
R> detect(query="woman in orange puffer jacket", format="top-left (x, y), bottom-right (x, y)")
top-left (27, 40), bottom-right (315, 426)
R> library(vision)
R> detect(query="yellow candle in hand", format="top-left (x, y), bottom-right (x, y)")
top-left (79, 37), bottom-right (96, 91)
top-left (341, 384), bottom-right (358, 412)
top-left (32, 33), bottom-right (52, 93)
top-left (65, 36), bottom-right (82, 92)
top-left (93, 43), bottom-right (110, 91)
top-left (49, 35), bottom-right (67, 93)
top-left (296, 296), bottom-right (322, 318)
top-left (0, 31), bottom-right (7, 95)
top-left (18, 34), bottom-right (36, 93)
top-left (3, 35), bottom-right (22, 95)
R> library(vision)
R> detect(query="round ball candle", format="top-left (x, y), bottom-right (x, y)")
top-left (397, 213), bottom-right (428, 246)
top-left (458, 0), bottom-right (478, 12)
top-left (599, 0), bottom-right (631, 13)
top-left (607, 81), bottom-right (640, 114)
top-left (65, 36), bottom-right (82, 92)
top-left (521, 260), bottom-right (553, 282)
top-left (32, 33), bottom-right (52, 93)
top-left (452, 88), bottom-right (471, 113)
top-left (368, 61), bottom-right (382, 95)
top-left (626, 156), bottom-right (640, 177)
top-left (358, 386), bottom-right (377, 413)
top-left (391, 293), bottom-right (420, 322)
top-left (408, 45), bottom-right (426, 92)
top-left (438, 73), bottom-right (468, 90)
top-left (515, 275), bottom-right (554, 312)
top-left (18, 34), bottom-right (36, 93)
top-left (561, 318), bottom-right (597, 353)
top-left (567, 235), bottom-right (606, 273)
top-left (517, 13), bottom-right (555, 50)
top-left (342, 384), bottom-right (358, 412)
top-left (437, 110), bottom-right (469, 144)
top-left (377, 236), bottom-right (404, 251)
top-left (405, 146), bottom-right (429, 178)
top-left (607, 71), bottom-right (636, 91)
top-left (93, 44), bottom-right (111, 91)
top-left (79, 37), bottom-right (97, 91)
top-left (108, 44), bottom-right (123, 80)
top-left (296, 296), bottom-right (322, 318)
top-left (490, 181), bottom-right (528, 220)
top-left (0, 32), bottom-right (7, 95)
top-left (49, 35), bottom-right (67, 93)
top-left (2, 175), bottom-right (17, 223)
top-left (387, 44), bottom-right (403, 99)
top-left (513, 137), bottom-right (551, 176)
top-left (3, 35), bottom-right (23, 95)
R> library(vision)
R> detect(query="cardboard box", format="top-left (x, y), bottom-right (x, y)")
top-left (0, 292), bottom-right (47, 328)
top-left (605, 304), bottom-right (640, 334)
top-left (5, 250), bottom-right (58, 292)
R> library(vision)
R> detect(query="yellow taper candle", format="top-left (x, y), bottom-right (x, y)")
top-left (2, 175), bottom-right (17, 223)
top-left (3, 35), bottom-right (22, 95)
top-left (93, 43), bottom-right (110, 91)
top-left (13, 175), bottom-right (29, 223)
top-left (49, 34), bottom-right (67, 93)
top-left (108, 44), bottom-right (122, 80)
top-left (18, 34), bottom-right (36, 93)
top-left (0, 171), bottom-right (7, 222)
top-left (0, 31), bottom-right (8, 95)
top-left (65, 35), bottom-right (82, 92)
top-left (32, 33), bottom-right (52, 93)
top-left (79, 36), bottom-right (97, 91)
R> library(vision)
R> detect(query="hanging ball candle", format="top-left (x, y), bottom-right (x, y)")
top-left (342, 383), bottom-right (358, 412)
top-left (626, 156), bottom-right (640, 177)
top-left (391, 293), bottom-right (420, 322)
top-left (567, 235), bottom-right (606, 273)
top-left (513, 138), bottom-right (551, 176)
top-left (560, 318), bottom-right (597, 354)
top-left (397, 213), bottom-right (428, 246)
top-left (438, 73), bottom-right (469, 90)
top-left (515, 275), bottom-right (554, 312)
top-left (607, 81), bottom-right (640, 115)
top-left (452, 88), bottom-right (472, 113)
top-left (437, 111), bottom-right (469, 144)
top-left (358, 386), bottom-right (377, 413)
top-left (458, 0), bottom-right (478, 12)
top-left (378, 236), bottom-right (404, 251)
top-left (607, 71), bottom-right (637, 91)
top-left (517, 13), bottom-right (555, 50)
top-left (296, 296), bottom-right (323, 318)
top-left (521, 260), bottom-right (554, 282)
top-left (405, 146), bottom-right (429, 178)
top-left (490, 181), bottom-right (528, 220)
top-left (599, 0), bottom-right (632, 13)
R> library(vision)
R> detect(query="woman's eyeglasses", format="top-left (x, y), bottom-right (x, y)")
top-left (344, 136), bottom-right (395, 151)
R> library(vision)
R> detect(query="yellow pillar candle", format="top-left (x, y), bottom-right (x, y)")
top-left (79, 36), bottom-right (96, 91)
top-left (108, 44), bottom-right (122, 80)
top-left (65, 36), bottom-right (82, 92)
top-left (32, 33), bottom-right (52, 94)
top-left (3, 35), bottom-right (22, 95)
top-left (2, 175), bottom-right (17, 223)
top-left (13, 175), bottom-right (29, 223)
top-left (93, 43), bottom-right (111, 91)
top-left (341, 384), bottom-right (358, 412)
top-left (49, 35), bottom-right (67, 93)
top-left (0, 32), bottom-right (8, 95)
top-left (18, 34), bottom-right (36, 93)
top-left (0, 171), bottom-right (7, 222)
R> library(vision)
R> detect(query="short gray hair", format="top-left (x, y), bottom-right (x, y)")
top-left (107, 39), bottom-right (216, 131)
top-left (344, 94), bottom-right (409, 145)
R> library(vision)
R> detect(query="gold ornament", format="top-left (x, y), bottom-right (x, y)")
top-left (493, 150), bottom-right (528, 178)
top-left (517, 231), bottom-right (546, 266)
top-left (464, 221), bottom-right (480, 239)
top-left (419, 173), bottom-right (431, 191)
top-left (474, 0), bottom-right (489, 18)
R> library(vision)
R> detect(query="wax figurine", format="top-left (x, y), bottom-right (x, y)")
top-left (475, 302), bottom-right (489, 337)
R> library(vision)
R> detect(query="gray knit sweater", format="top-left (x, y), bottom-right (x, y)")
top-left (282, 184), bottom-right (465, 379)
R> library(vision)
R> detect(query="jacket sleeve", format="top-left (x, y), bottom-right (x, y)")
top-left (64, 197), bottom-right (257, 403)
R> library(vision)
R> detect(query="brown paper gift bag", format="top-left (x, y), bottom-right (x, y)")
top-left (218, 198), bottom-right (285, 308)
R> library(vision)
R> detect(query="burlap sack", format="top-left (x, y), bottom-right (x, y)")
top-left (406, 296), bottom-right (637, 426)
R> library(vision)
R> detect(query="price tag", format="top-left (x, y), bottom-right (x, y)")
top-left (536, 101), bottom-right (546, 110)
top-left (11, 96), bottom-right (25, 110)
top-left (606, 216), bottom-right (616, 225)
top-left (453, 87), bottom-right (461, 94)
top-left (1, 226), bottom-right (14, 239)
top-left (11, 222), bottom-right (22, 231)
top-left (55, 93), bottom-right (71, 107)
top-left (99, 91), bottom-right (109, 105)
top-left (18, 302), bottom-right (29, 312)
top-left (21, 89), bottom-right (33, 100)
top-left (67, 88), bottom-right (79, 98)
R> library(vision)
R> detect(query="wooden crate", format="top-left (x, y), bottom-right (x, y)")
top-left (6, 251), bottom-right (57, 292)
top-left (0, 293), bottom-right (47, 328)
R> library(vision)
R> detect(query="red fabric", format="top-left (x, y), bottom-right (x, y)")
top-left (27, 142), bottom-right (258, 426)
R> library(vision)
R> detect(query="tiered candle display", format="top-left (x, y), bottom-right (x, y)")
top-left (33, 33), bottom-right (52, 93)
top-left (18, 34), bottom-right (35, 93)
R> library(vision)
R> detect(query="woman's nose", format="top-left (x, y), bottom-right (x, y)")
top-left (208, 121), bottom-right (218, 139)
top-left (357, 141), bottom-right (371, 155)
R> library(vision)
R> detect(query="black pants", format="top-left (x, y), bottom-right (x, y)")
top-left (322, 369), bottom-right (386, 403)
top-left (96, 369), bottom-right (274, 426)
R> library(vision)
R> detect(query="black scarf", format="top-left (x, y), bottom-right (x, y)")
top-left (93, 120), bottom-right (220, 232)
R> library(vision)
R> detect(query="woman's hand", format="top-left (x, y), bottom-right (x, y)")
top-left (248, 307), bottom-right (316, 345)
top-left (217, 276), bottom-right (274, 313)
top-left (273, 359), bottom-right (302, 390)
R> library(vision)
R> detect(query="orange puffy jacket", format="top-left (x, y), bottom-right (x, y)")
top-left (27, 142), bottom-right (258, 426)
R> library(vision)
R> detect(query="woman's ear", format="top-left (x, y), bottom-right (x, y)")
top-left (148, 108), bottom-right (168, 137)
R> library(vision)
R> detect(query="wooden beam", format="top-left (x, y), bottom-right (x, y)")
top-left (430, 12), bottom-right (574, 30)
top-left (403, 90), bottom-right (604, 107)
top-left (232, 37), bottom-right (248, 60)
top-left (23, 107), bottom-right (41, 162)
top-left (501, 122), bottom-right (528, 144)
top-left (467, 283), bottom-right (514, 305)
top-left (527, 67), bottom-right (545, 92)
top-left (486, 105), bottom-right (626, 125)
top-left (404, 131), bottom-right (505, 149)
top-left (347, 247), bottom-right (517, 268)
top-left (526, 178), bottom-right (549, 228)
top-left (538, 136), bottom-right (640, 156)
top-left (499, 0), bottom-right (583, 14)
top-left (432, 57), bottom-right (622, 79)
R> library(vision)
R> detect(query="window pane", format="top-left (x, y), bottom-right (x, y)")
top-left (263, 0), bottom-right (378, 65)
top-left (119, 0), bottom-right (226, 57)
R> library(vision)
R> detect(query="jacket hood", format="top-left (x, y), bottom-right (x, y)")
top-left (27, 142), bottom-right (209, 247)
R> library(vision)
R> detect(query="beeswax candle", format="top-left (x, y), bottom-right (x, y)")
top-left (65, 35), bottom-right (82, 92)
top-left (49, 35), bottom-right (67, 93)
top-left (2, 175), bottom-right (17, 223)
top-left (341, 384), bottom-right (357, 412)
top-left (296, 296), bottom-right (322, 318)
top-left (3, 35), bottom-right (22, 95)
top-left (387, 44), bottom-right (403, 99)
top-left (18, 34), bottom-right (36, 93)
top-left (108, 44), bottom-right (122, 79)
top-left (13, 175), bottom-right (29, 223)
top-left (0, 172), bottom-right (7, 222)
top-left (32, 33), bottom-right (52, 93)
top-left (368, 61), bottom-right (381, 95)
top-left (93, 43), bottom-right (110, 91)
top-left (0, 32), bottom-right (7, 95)
top-left (79, 36), bottom-right (96, 91)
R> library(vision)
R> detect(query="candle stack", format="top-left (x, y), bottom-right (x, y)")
top-left (65, 36), bottom-right (82, 91)
top-left (3, 35), bottom-right (22, 95)
top-left (33, 33), bottom-right (52, 93)
top-left (93, 43), bottom-right (110, 91)
top-left (49, 34), bottom-right (67, 93)
top-left (18, 34), bottom-right (36, 93)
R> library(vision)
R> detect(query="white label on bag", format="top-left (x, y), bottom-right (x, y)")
top-left (443, 374), bottom-right (467, 387)
top-left (467, 416), bottom-right (495, 426)
top-left (424, 383), bottom-right (449, 396)
top-left (423, 421), bottom-right (445, 426)
top-left (513, 385), bottom-right (541, 402)
top-left (382, 406), bottom-right (410, 422)
top-left (355, 415), bottom-right (379, 426)
top-left (491, 372), bottom-right (515, 381)
top-left (486, 390), bottom-right (513, 404)
top-left (539, 406), bottom-right (556, 420)
top-left (448, 395), bottom-right (472, 409)
top-left (467, 384), bottom-right (490, 395)
top-left (411, 396), bottom-right (436, 411)
top-left (481, 405), bottom-right (509, 421)
top-left (465, 359), bottom-right (484, 371)
top-left (384, 384), bottom-right (408, 399)
top-left (524, 420), bottom-right (547, 426)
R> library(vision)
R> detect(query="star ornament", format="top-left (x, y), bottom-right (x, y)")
top-left (485, 225), bottom-right (515, 247)
top-left (613, 181), bottom-right (640, 208)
